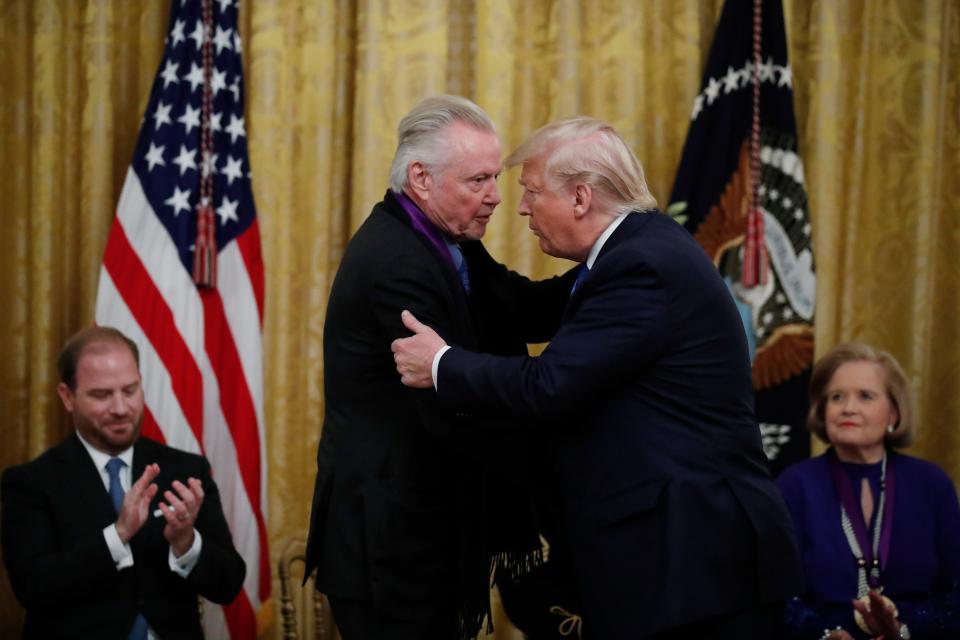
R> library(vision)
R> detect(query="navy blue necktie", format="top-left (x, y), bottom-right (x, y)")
top-left (106, 458), bottom-right (126, 514)
top-left (570, 264), bottom-right (589, 295)
top-left (105, 458), bottom-right (149, 640)
top-left (449, 244), bottom-right (471, 294)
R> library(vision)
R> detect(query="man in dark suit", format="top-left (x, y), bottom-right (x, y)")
top-left (1, 326), bottom-right (245, 639)
top-left (392, 117), bottom-right (804, 639)
top-left (303, 95), bottom-right (576, 639)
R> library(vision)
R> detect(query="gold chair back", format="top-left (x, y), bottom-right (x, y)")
top-left (278, 536), bottom-right (339, 640)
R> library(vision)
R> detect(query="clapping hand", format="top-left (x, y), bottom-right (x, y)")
top-left (158, 477), bottom-right (205, 557)
top-left (115, 463), bottom-right (160, 543)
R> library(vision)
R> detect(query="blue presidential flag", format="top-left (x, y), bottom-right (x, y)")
top-left (668, 0), bottom-right (815, 474)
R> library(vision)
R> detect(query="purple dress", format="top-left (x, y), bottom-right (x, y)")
top-left (778, 449), bottom-right (960, 639)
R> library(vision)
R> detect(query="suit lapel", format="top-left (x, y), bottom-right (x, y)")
top-left (561, 211), bottom-right (654, 321)
top-left (594, 210), bottom-right (651, 262)
top-left (382, 194), bottom-right (476, 340)
top-left (131, 436), bottom-right (154, 478)
top-left (56, 434), bottom-right (117, 526)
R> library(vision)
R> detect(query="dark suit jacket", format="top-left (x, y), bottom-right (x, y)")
top-left (1, 434), bottom-right (246, 639)
top-left (303, 191), bottom-right (574, 626)
top-left (436, 211), bottom-right (804, 638)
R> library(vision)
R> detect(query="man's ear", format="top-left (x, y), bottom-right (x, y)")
top-left (407, 161), bottom-right (431, 200)
top-left (572, 183), bottom-right (593, 219)
top-left (57, 382), bottom-right (75, 413)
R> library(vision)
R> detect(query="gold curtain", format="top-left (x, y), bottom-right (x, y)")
top-left (1, 0), bottom-right (958, 637)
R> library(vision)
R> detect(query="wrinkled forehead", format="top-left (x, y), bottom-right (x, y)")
top-left (439, 124), bottom-right (502, 175)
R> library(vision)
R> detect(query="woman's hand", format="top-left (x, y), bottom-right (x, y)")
top-left (852, 590), bottom-right (901, 639)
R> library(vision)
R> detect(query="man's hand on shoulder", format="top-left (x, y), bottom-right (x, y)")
top-left (392, 310), bottom-right (447, 389)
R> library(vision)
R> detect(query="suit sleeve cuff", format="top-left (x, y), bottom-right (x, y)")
top-left (103, 524), bottom-right (134, 570)
top-left (432, 345), bottom-right (452, 391)
top-left (169, 529), bottom-right (203, 577)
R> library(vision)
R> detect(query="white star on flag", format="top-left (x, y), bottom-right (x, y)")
top-left (723, 66), bottom-right (739, 93)
top-left (704, 77), bottom-right (721, 105)
top-left (172, 144), bottom-right (197, 175)
top-left (214, 25), bottom-right (233, 54)
top-left (160, 60), bottom-right (180, 88)
top-left (145, 143), bottom-right (166, 171)
top-left (189, 20), bottom-right (206, 50)
top-left (777, 65), bottom-right (793, 88)
top-left (164, 185), bottom-right (192, 216)
top-left (222, 155), bottom-right (243, 185)
top-left (216, 196), bottom-right (239, 225)
top-left (226, 114), bottom-right (246, 143)
top-left (229, 78), bottom-right (241, 103)
top-left (170, 19), bottom-right (186, 47)
top-left (691, 94), bottom-right (705, 121)
top-left (759, 57), bottom-right (775, 82)
top-left (211, 69), bottom-right (227, 96)
top-left (744, 61), bottom-right (755, 87)
top-left (153, 101), bottom-right (173, 129)
top-left (184, 62), bottom-right (205, 92)
top-left (178, 104), bottom-right (201, 134)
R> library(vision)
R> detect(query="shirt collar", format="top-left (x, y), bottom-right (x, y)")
top-left (76, 431), bottom-right (134, 472)
top-left (585, 212), bottom-right (628, 269)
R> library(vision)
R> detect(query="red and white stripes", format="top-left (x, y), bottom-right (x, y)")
top-left (96, 168), bottom-right (267, 639)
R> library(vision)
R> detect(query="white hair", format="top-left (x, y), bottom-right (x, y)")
top-left (388, 95), bottom-right (497, 193)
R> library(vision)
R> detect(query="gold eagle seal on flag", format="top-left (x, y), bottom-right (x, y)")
top-left (693, 137), bottom-right (815, 390)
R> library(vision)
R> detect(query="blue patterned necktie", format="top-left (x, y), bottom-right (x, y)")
top-left (106, 458), bottom-right (126, 514)
top-left (570, 263), bottom-right (589, 295)
top-left (105, 458), bottom-right (149, 640)
top-left (449, 244), bottom-right (471, 294)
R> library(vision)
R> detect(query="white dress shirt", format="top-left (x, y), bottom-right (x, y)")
top-left (75, 432), bottom-right (203, 577)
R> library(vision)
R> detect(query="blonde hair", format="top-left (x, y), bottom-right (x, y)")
top-left (505, 117), bottom-right (657, 215)
top-left (807, 342), bottom-right (914, 448)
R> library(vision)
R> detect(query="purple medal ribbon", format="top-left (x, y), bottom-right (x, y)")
top-left (827, 449), bottom-right (897, 589)
top-left (393, 191), bottom-right (456, 269)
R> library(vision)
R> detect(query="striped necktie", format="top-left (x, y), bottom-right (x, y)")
top-left (570, 264), bottom-right (589, 295)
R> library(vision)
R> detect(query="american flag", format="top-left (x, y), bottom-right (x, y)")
top-left (94, 0), bottom-right (268, 637)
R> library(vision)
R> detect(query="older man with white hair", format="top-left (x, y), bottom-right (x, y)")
top-left (304, 96), bottom-right (577, 639)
